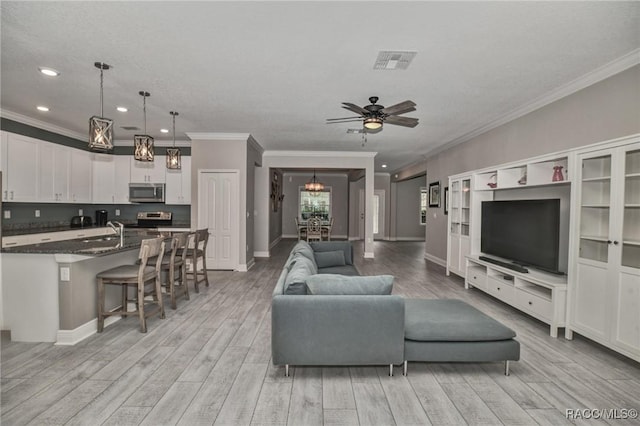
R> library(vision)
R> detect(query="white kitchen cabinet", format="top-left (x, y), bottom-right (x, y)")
top-left (165, 156), bottom-right (191, 204)
top-left (93, 154), bottom-right (131, 204)
top-left (39, 142), bottom-right (70, 202)
top-left (130, 155), bottom-right (165, 183)
top-left (568, 140), bottom-right (640, 362)
top-left (2, 133), bottom-right (39, 202)
top-left (69, 149), bottom-right (93, 203)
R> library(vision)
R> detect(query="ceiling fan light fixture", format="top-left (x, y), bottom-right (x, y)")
top-left (89, 62), bottom-right (114, 151)
top-left (134, 91), bottom-right (154, 162)
top-left (363, 117), bottom-right (383, 130)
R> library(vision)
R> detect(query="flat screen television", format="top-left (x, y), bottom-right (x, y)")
top-left (481, 199), bottom-right (561, 274)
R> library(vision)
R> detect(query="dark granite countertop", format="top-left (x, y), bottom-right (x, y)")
top-left (2, 223), bottom-right (191, 237)
top-left (1, 230), bottom-right (180, 256)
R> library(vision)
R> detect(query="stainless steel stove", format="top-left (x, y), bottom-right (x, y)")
top-left (125, 211), bottom-right (173, 228)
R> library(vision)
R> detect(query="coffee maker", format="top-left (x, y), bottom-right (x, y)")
top-left (95, 210), bottom-right (108, 227)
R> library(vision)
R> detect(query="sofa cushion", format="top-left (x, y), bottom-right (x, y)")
top-left (306, 274), bottom-right (394, 295)
top-left (404, 299), bottom-right (517, 342)
top-left (284, 254), bottom-right (316, 295)
top-left (310, 242), bottom-right (353, 265)
top-left (290, 241), bottom-right (317, 270)
top-left (317, 265), bottom-right (359, 276)
top-left (314, 250), bottom-right (346, 268)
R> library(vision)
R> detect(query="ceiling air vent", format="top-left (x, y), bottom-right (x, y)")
top-left (120, 126), bottom-right (140, 131)
top-left (373, 51), bottom-right (417, 70)
top-left (347, 128), bottom-right (364, 134)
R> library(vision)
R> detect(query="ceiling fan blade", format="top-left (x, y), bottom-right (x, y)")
top-left (341, 102), bottom-right (368, 115)
top-left (326, 116), bottom-right (362, 121)
top-left (381, 100), bottom-right (416, 116)
top-left (384, 115), bottom-right (419, 128)
top-left (325, 119), bottom-right (364, 124)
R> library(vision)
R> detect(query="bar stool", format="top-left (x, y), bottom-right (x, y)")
top-left (161, 232), bottom-right (193, 309)
top-left (184, 229), bottom-right (209, 293)
top-left (97, 237), bottom-right (165, 333)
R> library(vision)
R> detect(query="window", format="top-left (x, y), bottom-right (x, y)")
top-left (373, 194), bottom-right (380, 234)
top-left (299, 188), bottom-right (331, 221)
top-left (420, 187), bottom-right (427, 225)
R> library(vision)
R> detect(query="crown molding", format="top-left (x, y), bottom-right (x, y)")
top-left (423, 48), bottom-right (640, 160)
top-left (263, 150), bottom-right (377, 158)
top-left (0, 109), bottom-right (87, 141)
top-left (186, 132), bottom-right (251, 141)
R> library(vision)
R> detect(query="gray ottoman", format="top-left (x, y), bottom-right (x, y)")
top-left (403, 299), bottom-right (520, 375)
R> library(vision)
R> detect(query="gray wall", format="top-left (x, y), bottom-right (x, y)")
top-left (281, 172), bottom-right (349, 238)
top-left (395, 175), bottom-right (426, 240)
top-left (190, 137), bottom-right (249, 267)
top-left (425, 65), bottom-right (640, 262)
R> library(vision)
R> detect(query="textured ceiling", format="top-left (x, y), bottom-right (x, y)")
top-left (1, 1), bottom-right (639, 172)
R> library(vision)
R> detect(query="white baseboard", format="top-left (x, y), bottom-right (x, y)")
top-left (237, 260), bottom-right (254, 272)
top-left (424, 253), bottom-right (446, 267)
top-left (396, 237), bottom-right (426, 241)
top-left (348, 237), bottom-right (360, 241)
top-left (55, 316), bottom-right (120, 346)
top-left (364, 252), bottom-right (375, 259)
top-left (254, 251), bottom-right (270, 258)
top-left (282, 234), bottom-right (298, 239)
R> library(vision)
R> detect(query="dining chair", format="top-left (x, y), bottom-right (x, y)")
top-left (306, 217), bottom-right (322, 242)
top-left (295, 217), bottom-right (307, 240)
top-left (322, 217), bottom-right (334, 241)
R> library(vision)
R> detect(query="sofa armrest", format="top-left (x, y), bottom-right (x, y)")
top-left (271, 295), bottom-right (405, 366)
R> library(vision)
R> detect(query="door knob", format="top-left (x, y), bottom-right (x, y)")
top-left (613, 241), bottom-right (619, 245)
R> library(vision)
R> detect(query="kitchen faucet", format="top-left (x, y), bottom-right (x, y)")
top-left (107, 221), bottom-right (124, 246)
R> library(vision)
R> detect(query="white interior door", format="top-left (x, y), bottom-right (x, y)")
top-left (198, 171), bottom-right (239, 270)
top-left (358, 189), bottom-right (365, 240)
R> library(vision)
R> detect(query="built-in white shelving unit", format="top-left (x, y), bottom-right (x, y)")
top-left (448, 134), bottom-right (640, 359)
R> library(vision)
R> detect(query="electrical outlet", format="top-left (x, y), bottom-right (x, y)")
top-left (115, 209), bottom-right (120, 216)
top-left (60, 267), bottom-right (70, 281)
top-left (78, 209), bottom-right (83, 216)
top-left (3, 210), bottom-right (10, 219)
top-left (35, 209), bottom-right (40, 218)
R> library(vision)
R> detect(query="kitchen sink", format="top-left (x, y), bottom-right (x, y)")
top-left (82, 236), bottom-right (117, 243)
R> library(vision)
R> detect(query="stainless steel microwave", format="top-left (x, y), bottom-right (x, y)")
top-left (129, 183), bottom-right (165, 203)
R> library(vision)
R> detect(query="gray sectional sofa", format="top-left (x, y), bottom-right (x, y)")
top-left (271, 241), bottom-right (405, 375)
top-left (271, 241), bottom-right (519, 377)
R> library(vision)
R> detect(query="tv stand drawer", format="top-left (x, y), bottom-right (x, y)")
top-left (487, 277), bottom-right (515, 304)
top-left (515, 289), bottom-right (553, 320)
top-left (466, 265), bottom-right (487, 289)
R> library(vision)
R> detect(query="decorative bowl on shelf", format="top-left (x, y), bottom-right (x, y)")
top-left (487, 173), bottom-right (497, 188)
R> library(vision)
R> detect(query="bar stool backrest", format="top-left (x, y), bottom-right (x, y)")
top-left (139, 237), bottom-right (165, 280)
top-left (196, 228), bottom-right (209, 254)
top-left (173, 232), bottom-right (190, 265)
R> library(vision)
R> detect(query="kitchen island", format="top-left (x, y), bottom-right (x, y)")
top-left (1, 230), bottom-right (176, 344)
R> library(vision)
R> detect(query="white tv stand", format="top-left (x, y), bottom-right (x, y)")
top-left (465, 255), bottom-right (568, 338)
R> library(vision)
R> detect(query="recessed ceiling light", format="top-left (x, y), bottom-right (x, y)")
top-left (160, 129), bottom-right (169, 133)
top-left (116, 106), bottom-right (128, 112)
top-left (381, 164), bottom-right (388, 168)
top-left (38, 67), bottom-right (60, 77)
top-left (36, 106), bottom-right (50, 112)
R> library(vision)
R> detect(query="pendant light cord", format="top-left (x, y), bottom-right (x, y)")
top-left (143, 94), bottom-right (147, 135)
top-left (99, 66), bottom-right (104, 118)
top-left (172, 112), bottom-right (176, 147)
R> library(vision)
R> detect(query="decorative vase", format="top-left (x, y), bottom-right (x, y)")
top-left (552, 166), bottom-right (564, 182)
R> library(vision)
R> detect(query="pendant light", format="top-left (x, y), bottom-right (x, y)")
top-left (166, 111), bottom-right (181, 169)
top-left (134, 91), bottom-right (154, 162)
top-left (305, 169), bottom-right (324, 192)
top-left (88, 62), bottom-right (114, 151)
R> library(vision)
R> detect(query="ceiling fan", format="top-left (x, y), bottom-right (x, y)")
top-left (326, 96), bottom-right (419, 131)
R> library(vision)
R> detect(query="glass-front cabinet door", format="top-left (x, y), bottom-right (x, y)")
top-left (622, 148), bottom-right (640, 269)
top-left (578, 154), bottom-right (612, 263)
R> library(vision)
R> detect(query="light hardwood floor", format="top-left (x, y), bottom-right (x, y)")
top-left (2, 240), bottom-right (639, 425)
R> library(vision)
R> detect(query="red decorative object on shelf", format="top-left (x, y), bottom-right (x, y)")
top-left (552, 166), bottom-right (564, 182)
